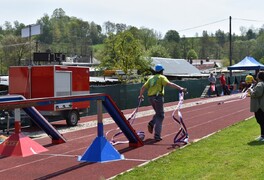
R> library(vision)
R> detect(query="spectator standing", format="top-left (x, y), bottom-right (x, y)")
top-left (219, 73), bottom-right (230, 95)
top-left (208, 73), bottom-right (219, 97)
top-left (245, 73), bottom-right (256, 88)
top-left (249, 71), bottom-right (264, 141)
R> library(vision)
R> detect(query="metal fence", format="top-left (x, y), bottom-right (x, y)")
top-left (89, 75), bottom-right (245, 115)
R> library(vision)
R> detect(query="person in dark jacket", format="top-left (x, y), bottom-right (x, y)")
top-left (249, 71), bottom-right (264, 141)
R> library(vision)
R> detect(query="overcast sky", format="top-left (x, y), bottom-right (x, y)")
top-left (1, 0), bottom-right (264, 37)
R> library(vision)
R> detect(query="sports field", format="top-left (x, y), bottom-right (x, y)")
top-left (0, 93), bottom-right (254, 179)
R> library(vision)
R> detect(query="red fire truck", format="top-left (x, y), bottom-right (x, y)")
top-left (8, 65), bottom-right (90, 126)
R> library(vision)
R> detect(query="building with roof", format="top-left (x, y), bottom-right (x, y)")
top-left (151, 57), bottom-right (206, 79)
top-left (191, 59), bottom-right (222, 72)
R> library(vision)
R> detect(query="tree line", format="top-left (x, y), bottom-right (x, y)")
top-left (1, 8), bottom-right (264, 76)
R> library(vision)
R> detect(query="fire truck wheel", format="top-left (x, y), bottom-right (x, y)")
top-left (66, 110), bottom-right (79, 126)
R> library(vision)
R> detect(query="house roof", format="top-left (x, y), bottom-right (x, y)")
top-left (191, 59), bottom-right (222, 71)
top-left (151, 57), bottom-right (202, 77)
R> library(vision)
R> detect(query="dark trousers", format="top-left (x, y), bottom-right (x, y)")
top-left (255, 109), bottom-right (264, 136)
top-left (222, 84), bottom-right (230, 95)
top-left (148, 95), bottom-right (164, 139)
top-left (208, 83), bottom-right (219, 96)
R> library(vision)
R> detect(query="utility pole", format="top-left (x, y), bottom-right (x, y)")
top-left (0, 58), bottom-right (2, 75)
top-left (35, 40), bottom-right (39, 52)
top-left (229, 16), bottom-right (232, 77)
top-left (29, 25), bottom-right (32, 65)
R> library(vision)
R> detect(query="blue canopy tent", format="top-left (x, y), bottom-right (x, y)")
top-left (227, 56), bottom-right (264, 70)
top-left (227, 56), bottom-right (263, 91)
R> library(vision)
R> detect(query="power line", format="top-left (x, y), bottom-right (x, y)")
top-left (233, 18), bottom-right (264, 23)
top-left (178, 18), bottom-right (228, 32)
top-left (178, 17), bottom-right (264, 33)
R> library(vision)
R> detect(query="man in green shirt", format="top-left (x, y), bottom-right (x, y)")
top-left (139, 64), bottom-right (187, 141)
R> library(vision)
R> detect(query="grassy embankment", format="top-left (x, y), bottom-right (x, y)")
top-left (115, 117), bottom-right (264, 179)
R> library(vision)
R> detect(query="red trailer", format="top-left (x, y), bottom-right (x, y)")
top-left (9, 65), bottom-right (90, 126)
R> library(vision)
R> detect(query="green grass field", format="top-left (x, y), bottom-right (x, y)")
top-left (114, 117), bottom-right (264, 180)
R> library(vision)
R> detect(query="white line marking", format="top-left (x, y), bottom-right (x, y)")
top-left (124, 158), bottom-right (148, 162)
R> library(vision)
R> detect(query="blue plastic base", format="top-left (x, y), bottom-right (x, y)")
top-left (78, 136), bottom-right (124, 163)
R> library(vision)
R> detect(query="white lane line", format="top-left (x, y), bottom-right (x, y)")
top-left (0, 146), bottom-right (88, 173)
top-left (124, 158), bottom-right (148, 162)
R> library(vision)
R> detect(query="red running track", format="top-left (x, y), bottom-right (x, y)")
top-left (0, 95), bottom-right (253, 180)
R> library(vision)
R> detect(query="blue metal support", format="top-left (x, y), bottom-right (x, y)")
top-left (78, 100), bottom-right (124, 163)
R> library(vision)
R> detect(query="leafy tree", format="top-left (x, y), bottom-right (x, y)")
top-left (199, 31), bottom-right (218, 59)
top-left (259, 57), bottom-right (264, 64)
top-left (232, 39), bottom-right (256, 62)
top-left (253, 33), bottom-right (264, 60)
top-left (213, 44), bottom-right (223, 59)
top-left (180, 37), bottom-right (200, 59)
top-left (229, 40), bottom-right (243, 63)
top-left (1, 34), bottom-right (30, 66)
top-left (187, 49), bottom-right (198, 59)
top-left (246, 29), bottom-right (256, 40)
top-left (37, 14), bottom-right (53, 44)
top-left (215, 29), bottom-right (227, 47)
top-left (138, 28), bottom-right (158, 50)
top-left (13, 21), bottom-right (26, 36)
top-left (100, 31), bottom-right (151, 83)
top-left (199, 31), bottom-right (210, 59)
top-left (116, 23), bottom-right (127, 33)
top-left (164, 30), bottom-right (180, 43)
top-left (103, 21), bottom-right (116, 34)
top-left (165, 42), bottom-right (181, 58)
top-left (35, 9), bottom-right (104, 58)
top-left (51, 8), bottom-right (66, 19)
top-left (162, 30), bottom-right (182, 58)
top-left (3, 21), bottom-right (15, 35)
top-left (147, 45), bottom-right (170, 58)
top-left (90, 21), bottom-right (103, 45)
top-left (258, 26), bottom-right (264, 37)
top-left (180, 36), bottom-right (192, 59)
top-left (239, 26), bottom-right (248, 37)
top-left (127, 26), bottom-right (141, 39)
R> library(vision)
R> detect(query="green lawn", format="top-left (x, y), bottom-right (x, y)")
top-left (114, 118), bottom-right (264, 180)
